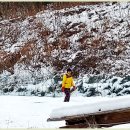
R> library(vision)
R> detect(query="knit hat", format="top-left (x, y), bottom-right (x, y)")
top-left (67, 68), bottom-right (72, 72)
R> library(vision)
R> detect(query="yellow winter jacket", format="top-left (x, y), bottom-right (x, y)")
top-left (62, 74), bottom-right (75, 88)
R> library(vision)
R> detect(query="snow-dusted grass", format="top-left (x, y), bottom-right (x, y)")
top-left (0, 95), bottom-right (130, 128)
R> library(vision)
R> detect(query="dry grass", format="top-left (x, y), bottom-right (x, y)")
top-left (0, 52), bottom-right (21, 74)
top-left (52, 2), bottom-right (102, 10)
top-left (0, 2), bottom-right (102, 20)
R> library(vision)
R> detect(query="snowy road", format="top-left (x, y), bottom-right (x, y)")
top-left (0, 95), bottom-right (130, 128)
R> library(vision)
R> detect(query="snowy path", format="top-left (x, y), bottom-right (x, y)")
top-left (0, 95), bottom-right (130, 128)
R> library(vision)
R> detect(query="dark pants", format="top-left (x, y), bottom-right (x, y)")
top-left (64, 88), bottom-right (75, 102)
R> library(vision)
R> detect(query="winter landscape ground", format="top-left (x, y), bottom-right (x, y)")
top-left (1, 94), bottom-right (130, 128)
top-left (1, 2), bottom-right (130, 128)
top-left (0, 96), bottom-right (130, 128)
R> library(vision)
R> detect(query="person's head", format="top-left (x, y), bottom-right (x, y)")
top-left (67, 68), bottom-right (72, 76)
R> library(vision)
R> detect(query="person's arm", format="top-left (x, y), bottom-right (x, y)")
top-left (62, 74), bottom-right (66, 91)
top-left (71, 77), bottom-right (76, 90)
top-left (71, 77), bottom-right (75, 86)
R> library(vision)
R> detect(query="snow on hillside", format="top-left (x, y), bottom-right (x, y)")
top-left (0, 2), bottom-right (130, 96)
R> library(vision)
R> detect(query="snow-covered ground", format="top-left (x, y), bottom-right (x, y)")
top-left (0, 95), bottom-right (130, 128)
top-left (50, 95), bottom-right (130, 119)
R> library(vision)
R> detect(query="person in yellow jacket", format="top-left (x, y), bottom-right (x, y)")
top-left (62, 68), bottom-right (76, 102)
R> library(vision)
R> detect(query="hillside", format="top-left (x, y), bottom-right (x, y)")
top-left (0, 2), bottom-right (130, 96)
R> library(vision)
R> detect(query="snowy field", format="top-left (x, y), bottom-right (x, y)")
top-left (0, 95), bottom-right (130, 128)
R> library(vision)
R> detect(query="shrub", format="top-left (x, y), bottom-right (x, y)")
top-left (115, 88), bottom-right (123, 94)
top-left (8, 86), bottom-right (14, 92)
top-left (31, 90), bottom-right (36, 95)
top-left (48, 86), bottom-right (53, 92)
top-left (120, 76), bottom-right (130, 84)
top-left (122, 90), bottom-right (130, 94)
top-left (17, 87), bottom-right (27, 92)
top-left (87, 75), bottom-right (103, 84)
top-left (103, 85), bottom-right (111, 90)
top-left (40, 91), bottom-right (45, 96)
top-left (86, 87), bottom-right (100, 97)
top-left (3, 88), bottom-right (8, 93)
top-left (123, 85), bottom-right (130, 88)
top-left (112, 78), bottom-right (118, 84)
